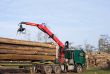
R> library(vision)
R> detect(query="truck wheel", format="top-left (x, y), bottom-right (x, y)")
top-left (43, 65), bottom-right (52, 74)
top-left (53, 65), bottom-right (61, 74)
top-left (76, 65), bottom-right (83, 73)
top-left (82, 66), bottom-right (86, 72)
top-left (32, 65), bottom-right (37, 73)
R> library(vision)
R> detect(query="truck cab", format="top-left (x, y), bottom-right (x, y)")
top-left (64, 49), bottom-right (86, 73)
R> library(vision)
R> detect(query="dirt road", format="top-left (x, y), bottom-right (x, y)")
top-left (0, 68), bottom-right (75, 74)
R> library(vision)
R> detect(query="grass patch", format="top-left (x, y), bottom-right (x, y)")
top-left (82, 69), bottom-right (110, 74)
top-left (70, 68), bottom-right (110, 74)
top-left (74, 68), bottom-right (110, 74)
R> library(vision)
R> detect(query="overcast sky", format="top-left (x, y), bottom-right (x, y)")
top-left (0, 0), bottom-right (110, 47)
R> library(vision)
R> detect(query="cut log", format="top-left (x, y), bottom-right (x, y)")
top-left (0, 37), bottom-right (56, 49)
top-left (0, 44), bottom-right (56, 53)
top-left (0, 54), bottom-right (56, 61)
top-left (0, 37), bottom-right (57, 61)
top-left (0, 49), bottom-right (56, 56)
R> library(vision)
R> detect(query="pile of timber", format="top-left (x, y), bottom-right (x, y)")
top-left (86, 52), bottom-right (110, 69)
top-left (0, 37), bottom-right (56, 61)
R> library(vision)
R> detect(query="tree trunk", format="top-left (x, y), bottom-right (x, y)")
top-left (0, 44), bottom-right (56, 53)
top-left (0, 37), bottom-right (56, 49)
top-left (0, 54), bottom-right (55, 61)
top-left (0, 37), bottom-right (57, 61)
top-left (0, 49), bottom-right (56, 56)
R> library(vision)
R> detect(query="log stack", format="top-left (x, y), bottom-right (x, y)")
top-left (0, 37), bottom-right (56, 61)
top-left (86, 52), bottom-right (110, 69)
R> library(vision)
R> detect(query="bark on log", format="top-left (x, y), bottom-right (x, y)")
top-left (0, 37), bottom-right (56, 49)
top-left (0, 54), bottom-right (55, 61)
top-left (0, 49), bottom-right (56, 56)
top-left (0, 37), bottom-right (57, 61)
top-left (0, 44), bottom-right (56, 53)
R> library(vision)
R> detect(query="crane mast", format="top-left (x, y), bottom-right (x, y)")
top-left (19, 22), bottom-right (65, 63)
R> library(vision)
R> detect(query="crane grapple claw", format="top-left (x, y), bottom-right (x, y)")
top-left (17, 24), bottom-right (26, 34)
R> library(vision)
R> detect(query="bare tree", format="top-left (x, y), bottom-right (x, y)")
top-left (36, 24), bottom-right (51, 42)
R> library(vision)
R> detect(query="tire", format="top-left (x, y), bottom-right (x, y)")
top-left (53, 65), bottom-right (61, 74)
top-left (76, 64), bottom-right (83, 73)
top-left (32, 65), bottom-right (37, 73)
top-left (42, 65), bottom-right (52, 74)
top-left (82, 66), bottom-right (87, 72)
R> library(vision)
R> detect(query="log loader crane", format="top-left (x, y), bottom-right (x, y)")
top-left (17, 22), bottom-right (86, 74)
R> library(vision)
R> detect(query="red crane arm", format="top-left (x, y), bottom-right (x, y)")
top-left (20, 22), bottom-right (65, 49)
top-left (19, 22), bottom-right (65, 63)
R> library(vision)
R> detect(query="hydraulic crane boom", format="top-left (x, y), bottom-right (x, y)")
top-left (18, 22), bottom-right (65, 63)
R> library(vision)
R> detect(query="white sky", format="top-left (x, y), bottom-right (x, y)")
top-left (0, 0), bottom-right (110, 47)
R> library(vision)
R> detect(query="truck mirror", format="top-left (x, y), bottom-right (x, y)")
top-left (65, 41), bottom-right (69, 49)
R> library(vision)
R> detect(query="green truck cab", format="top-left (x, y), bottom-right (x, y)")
top-left (64, 49), bottom-right (86, 73)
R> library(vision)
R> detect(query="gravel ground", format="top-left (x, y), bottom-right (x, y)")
top-left (1, 68), bottom-right (110, 74)
top-left (0, 68), bottom-right (75, 74)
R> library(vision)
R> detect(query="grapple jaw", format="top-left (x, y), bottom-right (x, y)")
top-left (17, 23), bottom-right (26, 34)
